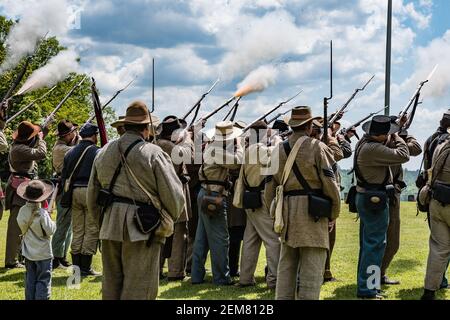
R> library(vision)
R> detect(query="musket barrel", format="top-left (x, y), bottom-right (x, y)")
top-left (42, 75), bottom-right (88, 128)
top-left (6, 85), bottom-right (57, 125)
top-left (202, 96), bottom-right (236, 121)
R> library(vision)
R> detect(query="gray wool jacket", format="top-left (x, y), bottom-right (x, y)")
top-left (87, 132), bottom-right (185, 244)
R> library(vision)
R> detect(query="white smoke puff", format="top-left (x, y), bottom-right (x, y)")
top-left (234, 65), bottom-right (278, 97)
top-left (218, 10), bottom-right (311, 81)
top-left (0, 0), bottom-right (70, 72)
top-left (16, 49), bottom-right (79, 96)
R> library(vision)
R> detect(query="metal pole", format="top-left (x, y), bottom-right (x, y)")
top-left (385, 0), bottom-right (392, 116)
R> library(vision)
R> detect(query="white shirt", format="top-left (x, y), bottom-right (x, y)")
top-left (17, 203), bottom-right (56, 261)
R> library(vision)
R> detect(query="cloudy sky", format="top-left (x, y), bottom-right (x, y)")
top-left (1, 0), bottom-right (450, 168)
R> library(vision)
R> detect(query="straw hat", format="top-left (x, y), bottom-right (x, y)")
top-left (285, 106), bottom-right (320, 128)
top-left (12, 121), bottom-right (41, 142)
top-left (211, 121), bottom-right (243, 142)
top-left (17, 180), bottom-right (54, 203)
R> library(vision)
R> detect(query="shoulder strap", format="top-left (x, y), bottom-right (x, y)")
top-left (282, 139), bottom-right (313, 193)
top-left (280, 137), bottom-right (308, 188)
top-left (64, 145), bottom-right (95, 191)
top-left (353, 140), bottom-right (390, 187)
top-left (108, 139), bottom-right (143, 193)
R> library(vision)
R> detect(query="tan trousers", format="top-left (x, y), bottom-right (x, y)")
top-left (168, 222), bottom-right (188, 278)
top-left (71, 188), bottom-right (98, 255)
top-left (382, 193), bottom-right (401, 276)
top-left (101, 227), bottom-right (161, 300)
top-left (5, 205), bottom-right (21, 266)
top-left (424, 199), bottom-right (450, 291)
top-left (239, 204), bottom-right (280, 288)
top-left (276, 244), bottom-right (327, 300)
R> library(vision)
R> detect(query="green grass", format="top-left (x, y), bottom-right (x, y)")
top-left (0, 202), bottom-right (448, 300)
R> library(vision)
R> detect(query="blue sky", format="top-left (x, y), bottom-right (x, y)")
top-left (1, 0), bottom-right (450, 168)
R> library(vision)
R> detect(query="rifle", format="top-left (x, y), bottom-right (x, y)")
top-left (199, 96), bottom-right (236, 123)
top-left (183, 78), bottom-right (220, 124)
top-left (1, 57), bottom-right (31, 103)
top-left (398, 64), bottom-right (438, 131)
top-left (267, 109), bottom-right (291, 125)
top-left (150, 58), bottom-right (157, 141)
top-left (243, 90), bottom-right (303, 132)
top-left (84, 77), bottom-right (136, 125)
top-left (323, 41), bottom-right (333, 145)
top-left (223, 97), bottom-right (242, 122)
top-left (328, 75), bottom-right (375, 127)
top-left (41, 75), bottom-right (88, 129)
top-left (5, 85), bottom-right (57, 125)
top-left (91, 78), bottom-right (108, 147)
top-left (340, 106), bottom-right (388, 141)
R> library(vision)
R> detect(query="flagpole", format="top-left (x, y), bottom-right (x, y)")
top-left (385, 0), bottom-right (392, 116)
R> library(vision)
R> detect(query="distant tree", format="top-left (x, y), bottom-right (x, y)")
top-left (0, 16), bottom-right (117, 178)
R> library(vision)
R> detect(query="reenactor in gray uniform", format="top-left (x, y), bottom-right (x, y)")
top-left (421, 131), bottom-right (450, 300)
top-left (381, 119), bottom-right (422, 285)
top-left (233, 121), bottom-right (281, 289)
top-left (352, 115), bottom-right (410, 299)
top-left (87, 102), bottom-right (184, 300)
top-left (265, 107), bottom-right (341, 300)
top-left (191, 121), bottom-right (244, 286)
top-left (156, 116), bottom-right (193, 281)
top-left (51, 120), bottom-right (80, 269)
top-left (422, 110), bottom-right (450, 289)
top-left (5, 121), bottom-right (48, 268)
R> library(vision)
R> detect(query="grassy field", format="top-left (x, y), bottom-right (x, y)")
top-left (0, 202), bottom-right (448, 300)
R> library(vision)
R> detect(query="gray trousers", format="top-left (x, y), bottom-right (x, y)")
top-left (424, 199), bottom-right (450, 290)
top-left (167, 222), bottom-right (188, 278)
top-left (101, 227), bottom-right (161, 300)
top-left (239, 203), bottom-right (280, 288)
top-left (71, 188), bottom-right (98, 255)
top-left (276, 244), bottom-right (327, 300)
top-left (51, 199), bottom-right (72, 258)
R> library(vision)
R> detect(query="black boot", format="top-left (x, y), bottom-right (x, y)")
top-left (52, 258), bottom-right (61, 270)
top-left (80, 254), bottom-right (101, 277)
top-left (421, 289), bottom-right (436, 300)
top-left (71, 253), bottom-right (81, 267)
top-left (59, 256), bottom-right (72, 268)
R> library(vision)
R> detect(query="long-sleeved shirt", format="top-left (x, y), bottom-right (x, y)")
top-left (9, 138), bottom-right (47, 175)
top-left (389, 136), bottom-right (422, 187)
top-left (424, 127), bottom-right (449, 171)
top-left (17, 202), bottom-right (56, 261)
top-left (199, 140), bottom-right (244, 195)
top-left (61, 140), bottom-right (99, 188)
top-left (87, 131), bottom-right (185, 243)
top-left (355, 134), bottom-right (410, 189)
top-left (264, 131), bottom-right (341, 249)
top-left (52, 137), bottom-right (79, 175)
top-left (233, 142), bottom-right (276, 209)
